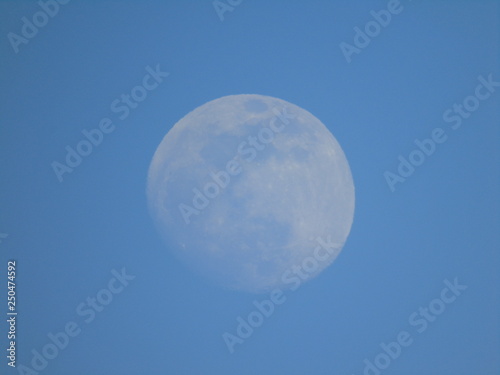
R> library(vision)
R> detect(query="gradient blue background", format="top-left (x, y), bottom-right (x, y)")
top-left (0, 1), bottom-right (498, 374)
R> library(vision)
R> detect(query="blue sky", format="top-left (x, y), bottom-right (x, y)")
top-left (0, 1), bottom-right (498, 374)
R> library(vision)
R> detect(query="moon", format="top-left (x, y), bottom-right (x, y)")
top-left (147, 94), bottom-right (355, 293)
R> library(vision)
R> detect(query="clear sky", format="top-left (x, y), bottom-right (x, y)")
top-left (0, 1), bottom-right (498, 374)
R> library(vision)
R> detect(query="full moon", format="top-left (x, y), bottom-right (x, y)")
top-left (147, 94), bottom-right (355, 293)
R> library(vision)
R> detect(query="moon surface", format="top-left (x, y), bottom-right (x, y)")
top-left (147, 94), bottom-right (355, 293)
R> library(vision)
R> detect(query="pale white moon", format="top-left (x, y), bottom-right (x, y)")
top-left (147, 94), bottom-right (355, 293)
